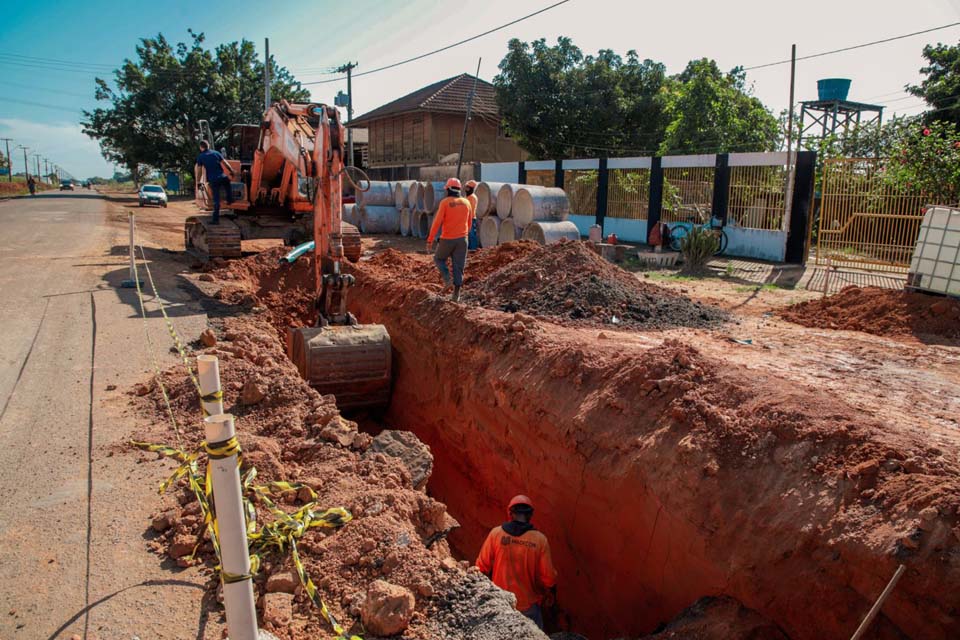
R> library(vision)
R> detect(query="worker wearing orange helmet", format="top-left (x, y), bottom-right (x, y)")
top-left (464, 180), bottom-right (480, 250)
top-left (476, 495), bottom-right (558, 629)
top-left (427, 177), bottom-right (474, 302)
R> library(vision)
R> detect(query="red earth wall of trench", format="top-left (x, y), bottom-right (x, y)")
top-left (347, 274), bottom-right (959, 640)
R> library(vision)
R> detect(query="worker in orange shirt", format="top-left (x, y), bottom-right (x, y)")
top-left (476, 495), bottom-right (558, 630)
top-left (427, 177), bottom-right (474, 302)
top-left (464, 180), bottom-right (480, 250)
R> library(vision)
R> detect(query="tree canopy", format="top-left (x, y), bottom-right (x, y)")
top-left (908, 40), bottom-right (960, 126)
top-left (494, 38), bottom-right (779, 159)
top-left (82, 31), bottom-right (309, 182)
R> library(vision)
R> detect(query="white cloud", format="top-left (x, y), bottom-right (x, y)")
top-left (0, 118), bottom-right (116, 179)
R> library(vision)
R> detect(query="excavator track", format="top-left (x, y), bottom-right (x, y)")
top-left (341, 221), bottom-right (362, 263)
top-left (184, 216), bottom-right (242, 260)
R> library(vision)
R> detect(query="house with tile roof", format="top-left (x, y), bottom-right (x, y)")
top-left (347, 74), bottom-right (527, 178)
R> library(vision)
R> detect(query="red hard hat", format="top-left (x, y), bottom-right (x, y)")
top-left (465, 180), bottom-right (478, 189)
top-left (445, 178), bottom-right (462, 190)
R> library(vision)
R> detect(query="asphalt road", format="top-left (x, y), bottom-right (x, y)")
top-left (0, 193), bottom-right (210, 639)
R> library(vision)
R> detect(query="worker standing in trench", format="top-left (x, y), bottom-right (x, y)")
top-left (426, 177), bottom-right (474, 302)
top-left (476, 495), bottom-right (558, 630)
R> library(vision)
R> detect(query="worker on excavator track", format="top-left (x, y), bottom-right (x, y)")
top-left (476, 495), bottom-right (558, 630)
top-left (464, 179), bottom-right (480, 250)
top-left (427, 177), bottom-right (474, 302)
top-left (195, 139), bottom-right (236, 225)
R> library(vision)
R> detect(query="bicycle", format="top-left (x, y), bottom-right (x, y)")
top-left (666, 201), bottom-right (728, 256)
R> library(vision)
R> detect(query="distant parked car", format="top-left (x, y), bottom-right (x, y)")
top-left (60, 180), bottom-right (75, 191)
top-left (139, 184), bottom-right (168, 207)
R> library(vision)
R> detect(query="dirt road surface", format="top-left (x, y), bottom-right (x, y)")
top-left (0, 192), bottom-right (214, 639)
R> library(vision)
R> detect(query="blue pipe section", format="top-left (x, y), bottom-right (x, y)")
top-left (281, 240), bottom-right (315, 264)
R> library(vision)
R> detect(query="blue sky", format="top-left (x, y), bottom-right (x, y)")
top-left (1, 0), bottom-right (959, 178)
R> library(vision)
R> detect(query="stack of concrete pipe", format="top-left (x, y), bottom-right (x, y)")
top-left (475, 182), bottom-right (573, 247)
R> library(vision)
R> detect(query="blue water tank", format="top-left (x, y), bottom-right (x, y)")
top-left (817, 78), bottom-right (851, 101)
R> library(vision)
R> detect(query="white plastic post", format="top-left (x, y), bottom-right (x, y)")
top-left (204, 414), bottom-right (258, 640)
top-left (197, 355), bottom-right (224, 417)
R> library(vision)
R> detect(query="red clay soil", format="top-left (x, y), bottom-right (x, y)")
top-left (346, 259), bottom-right (960, 640)
top-left (198, 248), bottom-right (960, 639)
top-left (130, 314), bottom-right (541, 640)
top-left (781, 286), bottom-right (960, 341)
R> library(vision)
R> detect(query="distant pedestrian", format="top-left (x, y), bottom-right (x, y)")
top-left (194, 140), bottom-right (235, 224)
top-left (27, 176), bottom-right (36, 196)
top-left (426, 178), bottom-right (474, 302)
top-left (476, 495), bottom-right (558, 630)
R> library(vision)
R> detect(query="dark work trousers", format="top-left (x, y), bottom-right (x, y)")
top-left (433, 236), bottom-right (468, 287)
top-left (209, 175), bottom-right (233, 223)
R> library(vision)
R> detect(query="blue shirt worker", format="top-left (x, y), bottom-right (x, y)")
top-left (194, 140), bottom-right (235, 224)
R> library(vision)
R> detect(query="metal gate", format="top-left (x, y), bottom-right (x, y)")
top-left (813, 158), bottom-right (928, 271)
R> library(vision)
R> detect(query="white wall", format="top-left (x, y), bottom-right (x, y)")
top-left (480, 162), bottom-right (519, 183)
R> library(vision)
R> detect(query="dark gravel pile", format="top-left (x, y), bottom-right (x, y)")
top-left (466, 241), bottom-right (727, 330)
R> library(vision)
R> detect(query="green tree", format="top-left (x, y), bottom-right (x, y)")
top-left (83, 31), bottom-right (309, 183)
top-left (494, 38), bottom-right (670, 158)
top-left (908, 40), bottom-right (960, 126)
top-left (659, 59), bottom-right (778, 155)
top-left (884, 120), bottom-right (960, 204)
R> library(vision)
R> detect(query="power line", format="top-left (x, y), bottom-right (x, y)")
top-left (0, 96), bottom-right (85, 114)
top-left (303, 0), bottom-right (574, 85)
top-left (743, 22), bottom-right (960, 71)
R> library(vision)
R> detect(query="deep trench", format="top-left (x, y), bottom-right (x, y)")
top-left (237, 252), bottom-right (952, 640)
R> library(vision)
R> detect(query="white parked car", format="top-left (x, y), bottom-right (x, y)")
top-left (138, 184), bottom-right (168, 208)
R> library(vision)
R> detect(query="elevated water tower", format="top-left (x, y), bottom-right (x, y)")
top-left (799, 79), bottom-right (883, 150)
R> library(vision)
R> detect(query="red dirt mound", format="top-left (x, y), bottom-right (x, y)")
top-left (131, 314), bottom-right (536, 639)
top-left (466, 241), bottom-right (727, 330)
top-left (781, 286), bottom-right (960, 341)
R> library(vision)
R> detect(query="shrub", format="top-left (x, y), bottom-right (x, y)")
top-left (680, 226), bottom-right (719, 271)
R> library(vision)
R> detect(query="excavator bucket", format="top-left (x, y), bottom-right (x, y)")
top-left (287, 324), bottom-right (392, 409)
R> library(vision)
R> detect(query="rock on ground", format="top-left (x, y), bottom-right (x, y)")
top-left (424, 572), bottom-right (548, 639)
top-left (637, 596), bottom-right (789, 640)
top-left (368, 429), bottom-right (434, 491)
top-left (361, 579), bottom-right (415, 636)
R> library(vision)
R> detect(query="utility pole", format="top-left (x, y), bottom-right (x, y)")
top-left (456, 59), bottom-right (482, 181)
top-left (784, 44), bottom-right (797, 232)
top-left (0, 138), bottom-right (12, 182)
top-left (32, 154), bottom-right (41, 183)
top-left (18, 146), bottom-right (29, 179)
top-left (336, 62), bottom-right (358, 167)
top-left (264, 38), bottom-right (271, 111)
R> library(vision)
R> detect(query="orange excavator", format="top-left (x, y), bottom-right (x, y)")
top-left (185, 100), bottom-right (361, 263)
top-left (191, 103), bottom-right (390, 408)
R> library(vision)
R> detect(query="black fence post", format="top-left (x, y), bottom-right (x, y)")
top-left (518, 160), bottom-right (526, 185)
top-left (786, 150), bottom-right (817, 264)
top-left (554, 159), bottom-right (564, 189)
top-left (712, 153), bottom-right (730, 225)
top-left (596, 158), bottom-right (609, 229)
top-left (647, 157), bottom-right (663, 243)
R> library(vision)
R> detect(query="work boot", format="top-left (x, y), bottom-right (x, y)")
top-left (452, 286), bottom-right (461, 302)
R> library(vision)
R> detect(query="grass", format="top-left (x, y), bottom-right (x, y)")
top-left (733, 283), bottom-right (785, 293)
top-left (644, 271), bottom-right (701, 282)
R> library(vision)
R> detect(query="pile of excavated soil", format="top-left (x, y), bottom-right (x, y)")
top-left (131, 314), bottom-right (540, 639)
top-left (464, 241), bottom-right (727, 329)
top-left (781, 286), bottom-right (960, 341)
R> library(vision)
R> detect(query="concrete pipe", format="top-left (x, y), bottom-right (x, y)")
top-left (407, 181), bottom-right (420, 210)
top-left (513, 187), bottom-right (570, 228)
top-left (342, 203), bottom-right (359, 227)
top-left (417, 212), bottom-right (434, 239)
top-left (357, 181), bottom-right (395, 207)
top-left (522, 220), bottom-right (581, 245)
top-left (394, 181), bottom-right (416, 209)
top-left (400, 208), bottom-right (412, 237)
top-left (476, 182), bottom-right (506, 218)
top-left (422, 182), bottom-right (447, 213)
top-left (360, 204), bottom-right (401, 234)
top-left (498, 218), bottom-right (522, 245)
top-left (496, 183), bottom-right (516, 219)
top-left (479, 216), bottom-right (501, 248)
top-left (416, 182), bottom-right (429, 212)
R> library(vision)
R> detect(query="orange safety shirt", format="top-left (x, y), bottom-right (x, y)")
top-left (475, 524), bottom-right (558, 612)
top-left (466, 192), bottom-right (478, 218)
top-left (427, 195), bottom-right (474, 243)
